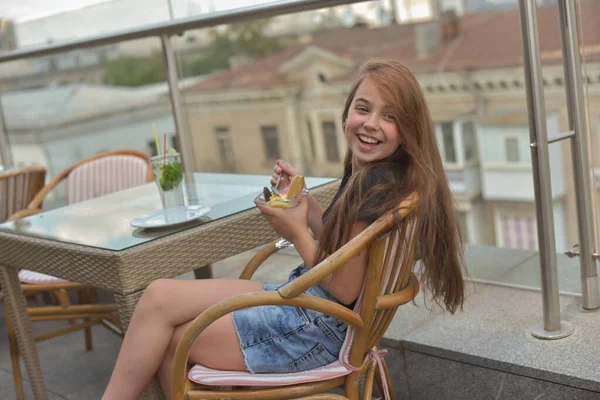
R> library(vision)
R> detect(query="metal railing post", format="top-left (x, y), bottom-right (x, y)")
top-left (518, 0), bottom-right (573, 339)
top-left (161, 34), bottom-right (195, 182)
top-left (0, 96), bottom-right (13, 168)
top-left (557, 0), bottom-right (600, 310)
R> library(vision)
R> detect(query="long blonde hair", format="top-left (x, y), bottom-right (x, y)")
top-left (316, 59), bottom-right (465, 313)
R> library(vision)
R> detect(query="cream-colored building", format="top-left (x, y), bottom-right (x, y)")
top-left (183, 1), bottom-right (600, 252)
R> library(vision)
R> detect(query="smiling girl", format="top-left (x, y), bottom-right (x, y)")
top-left (102, 59), bottom-right (464, 400)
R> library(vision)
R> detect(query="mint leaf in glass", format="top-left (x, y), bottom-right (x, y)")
top-left (158, 161), bottom-right (183, 191)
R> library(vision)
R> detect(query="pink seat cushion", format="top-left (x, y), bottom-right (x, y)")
top-left (18, 269), bottom-right (69, 285)
top-left (188, 361), bottom-right (351, 387)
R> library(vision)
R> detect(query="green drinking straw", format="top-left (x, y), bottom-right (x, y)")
top-left (152, 123), bottom-right (161, 156)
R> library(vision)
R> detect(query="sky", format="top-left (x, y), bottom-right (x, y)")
top-left (7, 0), bottom-right (387, 47)
top-left (4, 0), bottom-right (368, 22)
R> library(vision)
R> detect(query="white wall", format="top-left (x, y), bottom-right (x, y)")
top-left (480, 113), bottom-right (566, 201)
top-left (483, 168), bottom-right (535, 200)
top-left (481, 125), bottom-right (532, 165)
top-left (11, 143), bottom-right (48, 169)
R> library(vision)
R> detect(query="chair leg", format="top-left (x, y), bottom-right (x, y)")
top-left (4, 301), bottom-right (25, 400)
top-left (344, 372), bottom-right (361, 400)
top-left (79, 288), bottom-right (93, 351)
top-left (363, 363), bottom-right (377, 400)
top-left (56, 289), bottom-right (76, 327)
top-left (48, 290), bottom-right (60, 305)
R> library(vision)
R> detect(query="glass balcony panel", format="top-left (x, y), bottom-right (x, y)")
top-left (0, 37), bottom-right (169, 209)
top-left (173, 3), bottom-right (384, 178)
top-left (577, 0), bottom-right (600, 256)
top-left (1, 0), bottom-right (595, 295)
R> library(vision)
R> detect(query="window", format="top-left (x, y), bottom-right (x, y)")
top-left (441, 122), bottom-right (457, 163)
top-left (500, 215), bottom-right (537, 250)
top-left (215, 126), bottom-right (235, 171)
top-left (260, 125), bottom-right (281, 160)
top-left (462, 121), bottom-right (477, 161)
top-left (322, 121), bottom-right (340, 162)
top-left (505, 137), bottom-right (520, 163)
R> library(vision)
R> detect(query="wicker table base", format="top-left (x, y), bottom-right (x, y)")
top-left (0, 264), bottom-right (47, 399)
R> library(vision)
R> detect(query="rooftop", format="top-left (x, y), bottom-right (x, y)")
top-left (187, 0), bottom-right (600, 93)
top-left (2, 76), bottom-right (205, 131)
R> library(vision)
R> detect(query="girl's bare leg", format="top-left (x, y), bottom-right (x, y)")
top-left (157, 315), bottom-right (238, 399)
top-left (102, 278), bottom-right (262, 400)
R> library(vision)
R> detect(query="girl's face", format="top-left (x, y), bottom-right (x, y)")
top-left (344, 78), bottom-right (402, 171)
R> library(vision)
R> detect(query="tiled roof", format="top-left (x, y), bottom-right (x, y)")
top-left (188, 0), bottom-right (600, 92)
top-left (3, 76), bottom-right (205, 130)
top-left (2, 85), bottom-right (147, 130)
top-left (188, 46), bottom-right (304, 91)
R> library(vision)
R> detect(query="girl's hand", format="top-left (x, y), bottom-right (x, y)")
top-left (255, 195), bottom-right (309, 242)
top-left (270, 160), bottom-right (302, 190)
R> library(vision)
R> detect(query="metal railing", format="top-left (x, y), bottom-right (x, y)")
top-left (518, 0), bottom-right (599, 339)
top-left (557, 0), bottom-right (599, 311)
top-left (518, 0), bottom-right (573, 340)
top-left (0, 0), bottom-right (366, 63)
top-left (0, 0), bottom-right (597, 339)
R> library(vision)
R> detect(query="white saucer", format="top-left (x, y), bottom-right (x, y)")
top-left (130, 205), bottom-right (211, 229)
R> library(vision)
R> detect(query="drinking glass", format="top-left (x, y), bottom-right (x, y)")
top-left (150, 153), bottom-right (185, 209)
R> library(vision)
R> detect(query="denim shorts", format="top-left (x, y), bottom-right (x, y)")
top-left (231, 265), bottom-right (349, 373)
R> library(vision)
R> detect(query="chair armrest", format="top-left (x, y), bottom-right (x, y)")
top-left (278, 214), bottom-right (393, 299)
top-left (238, 239), bottom-right (281, 280)
top-left (278, 193), bottom-right (419, 300)
top-left (375, 274), bottom-right (419, 311)
top-left (7, 208), bottom-right (45, 222)
top-left (171, 291), bottom-right (364, 398)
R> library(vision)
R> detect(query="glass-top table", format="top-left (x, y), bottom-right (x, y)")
top-left (0, 173), bottom-right (336, 251)
top-left (0, 172), bottom-right (339, 400)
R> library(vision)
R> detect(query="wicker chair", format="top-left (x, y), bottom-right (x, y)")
top-left (171, 194), bottom-right (420, 400)
top-left (3, 149), bottom-right (153, 400)
top-left (0, 166), bottom-right (47, 223)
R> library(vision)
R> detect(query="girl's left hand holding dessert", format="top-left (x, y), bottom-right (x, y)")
top-left (255, 193), bottom-right (309, 243)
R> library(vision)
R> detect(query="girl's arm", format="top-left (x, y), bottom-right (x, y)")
top-left (256, 196), bottom-right (367, 306)
top-left (293, 221), bottom-right (369, 306)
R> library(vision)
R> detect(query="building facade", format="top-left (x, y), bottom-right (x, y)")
top-left (181, 1), bottom-right (600, 252)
